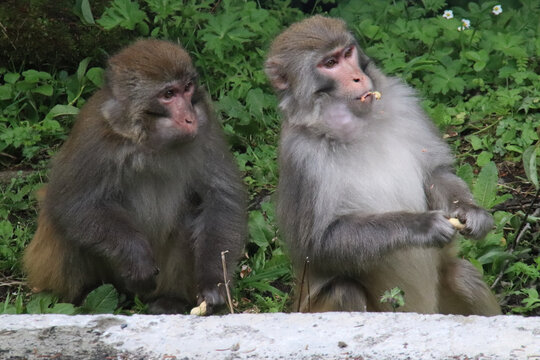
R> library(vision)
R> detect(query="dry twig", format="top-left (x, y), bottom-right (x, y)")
top-left (221, 250), bottom-right (234, 314)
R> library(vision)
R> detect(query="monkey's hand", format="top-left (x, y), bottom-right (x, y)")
top-left (195, 287), bottom-right (226, 315)
top-left (452, 205), bottom-right (494, 240)
top-left (419, 211), bottom-right (457, 247)
top-left (120, 254), bottom-right (160, 295)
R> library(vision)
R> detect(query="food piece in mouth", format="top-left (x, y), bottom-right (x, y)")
top-left (359, 91), bottom-right (382, 102)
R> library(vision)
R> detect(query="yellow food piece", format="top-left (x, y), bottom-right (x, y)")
top-left (448, 217), bottom-right (465, 230)
top-left (372, 91), bottom-right (382, 100)
top-left (190, 300), bottom-right (207, 316)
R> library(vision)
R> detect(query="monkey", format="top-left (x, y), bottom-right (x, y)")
top-left (23, 39), bottom-right (247, 314)
top-left (265, 16), bottom-right (501, 315)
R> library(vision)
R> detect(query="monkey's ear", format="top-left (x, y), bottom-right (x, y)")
top-left (264, 58), bottom-right (289, 90)
top-left (101, 99), bottom-right (143, 141)
top-left (101, 99), bottom-right (123, 122)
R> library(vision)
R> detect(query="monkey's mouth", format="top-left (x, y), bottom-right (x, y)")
top-left (358, 91), bottom-right (382, 102)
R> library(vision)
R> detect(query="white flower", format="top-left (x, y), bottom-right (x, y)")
top-left (492, 5), bottom-right (502, 15)
top-left (442, 10), bottom-right (454, 19)
top-left (461, 19), bottom-right (471, 29)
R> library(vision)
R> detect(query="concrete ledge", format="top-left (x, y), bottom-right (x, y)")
top-left (1, 313), bottom-right (539, 359)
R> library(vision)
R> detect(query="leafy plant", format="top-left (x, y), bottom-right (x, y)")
top-left (0, 173), bottom-right (43, 273)
top-left (235, 201), bottom-right (292, 312)
top-left (380, 287), bottom-right (406, 311)
top-left (1, 0), bottom-right (538, 315)
top-left (79, 284), bottom-right (119, 314)
top-left (0, 59), bottom-right (103, 162)
top-left (0, 284), bottom-right (119, 315)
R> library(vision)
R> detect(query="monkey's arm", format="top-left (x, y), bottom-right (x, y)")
top-left (278, 163), bottom-right (455, 275)
top-left (425, 165), bottom-right (493, 239)
top-left (46, 190), bottom-right (158, 294)
top-left (292, 210), bottom-right (455, 275)
top-left (191, 134), bottom-right (247, 310)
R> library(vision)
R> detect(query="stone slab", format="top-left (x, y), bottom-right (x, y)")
top-left (1, 312), bottom-right (539, 359)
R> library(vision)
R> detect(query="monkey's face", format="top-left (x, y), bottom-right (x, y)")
top-left (315, 44), bottom-right (375, 116)
top-left (145, 78), bottom-right (200, 148)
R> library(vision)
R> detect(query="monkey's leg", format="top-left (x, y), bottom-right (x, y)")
top-left (438, 257), bottom-right (501, 316)
top-left (297, 276), bottom-right (368, 312)
top-left (24, 212), bottom-right (97, 303)
top-left (146, 233), bottom-right (198, 314)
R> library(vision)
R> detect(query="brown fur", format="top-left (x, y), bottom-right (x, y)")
top-left (23, 40), bottom-right (247, 313)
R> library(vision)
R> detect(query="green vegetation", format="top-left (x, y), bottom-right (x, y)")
top-left (1, 0), bottom-right (538, 315)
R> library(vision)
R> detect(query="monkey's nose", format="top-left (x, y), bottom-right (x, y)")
top-left (353, 78), bottom-right (360, 82)
top-left (185, 118), bottom-right (193, 124)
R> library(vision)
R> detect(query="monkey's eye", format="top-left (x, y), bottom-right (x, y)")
top-left (184, 81), bottom-right (194, 92)
top-left (344, 46), bottom-right (354, 58)
top-left (163, 89), bottom-right (176, 99)
top-left (323, 58), bottom-right (338, 69)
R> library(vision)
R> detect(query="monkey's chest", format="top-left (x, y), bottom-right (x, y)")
top-left (126, 177), bottom-right (188, 240)
top-left (336, 144), bottom-right (427, 213)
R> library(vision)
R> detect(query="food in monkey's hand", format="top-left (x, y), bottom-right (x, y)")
top-left (190, 300), bottom-right (208, 316)
top-left (448, 217), bottom-right (465, 230)
top-left (360, 91), bottom-right (382, 102)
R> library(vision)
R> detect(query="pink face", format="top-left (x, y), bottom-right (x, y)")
top-left (316, 45), bottom-right (373, 103)
top-left (158, 80), bottom-right (197, 137)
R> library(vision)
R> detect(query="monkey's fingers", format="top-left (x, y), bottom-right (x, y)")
top-left (190, 300), bottom-right (208, 316)
top-left (448, 217), bottom-right (465, 231)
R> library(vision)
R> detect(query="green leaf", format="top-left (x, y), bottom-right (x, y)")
top-left (476, 151), bottom-right (493, 167)
top-left (246, 88), bottom-right (273, 117)
top-left (248, 210), bottom-right (273, 248)
top-left (97, 0), bottom-right (147, 31)
top-left (473, 162), bottom-right (498, 208)
top-left (136, 21), bottom-right (149, 36)
top-left (4, 72), bottom-right (20, 84)
top-left (81, 284), bottom-right (119, 314)
top-left (217, 95), bottom-right (250, 125)
top-left (22, 70), bottom-right (51, 83)
top-left (358, 19), bottom-right (381, 40)
top-left (86, 67), bottom-right (105, 88)
top-left (50, 303), bottom-right (77, 315)
top-left (457, 163), bottom-right (474, 189)
top-left (462, 50), bottom-right (489, 72)
top-left (32, 85), bottom-right (53, 96)
top-left (468, 135), bottom-right (483, 151)
top-left (45, 104), bottom-right (80, 120)
top-left (77, 57), bottom-right (92, 83)
top-left (0, 84), bottom-right (12, 100)
top-left (80, 0), bottom-right (95, 24)
top-left (476, 248), bottom-right (509, 265)
top-left (427, 65), bottom-right (465, 95)
top-left (523, 145), bottom-right (539, 188)
top-left (26, 293), bottom-right (55, 314)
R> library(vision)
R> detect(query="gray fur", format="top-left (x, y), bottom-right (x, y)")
top-left (266, 16), bottom-right (499, 314)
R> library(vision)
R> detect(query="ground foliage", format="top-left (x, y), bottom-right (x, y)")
top-left (0, 0), bottom-right (538, 316)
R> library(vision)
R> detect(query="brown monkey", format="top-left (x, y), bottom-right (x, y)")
top-left (24, 39), bottom-right (247, 314)
top-left (265, 16), bottom-right (500, 315)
